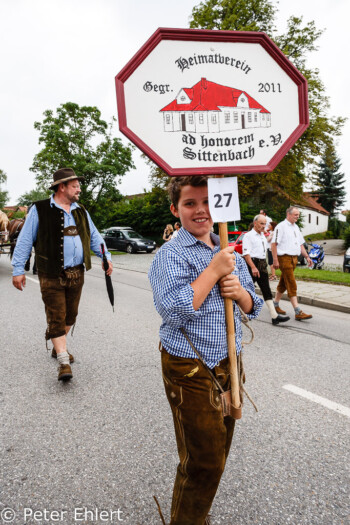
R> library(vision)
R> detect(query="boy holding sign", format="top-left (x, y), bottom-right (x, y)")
top-left (149, 176), bottom-right (262, 524)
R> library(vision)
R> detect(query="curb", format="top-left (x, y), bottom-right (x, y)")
top-left (255, 287), bottom-right (350, 315)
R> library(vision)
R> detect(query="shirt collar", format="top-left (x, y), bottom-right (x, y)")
top-left (50, 194), bottom-right (80, 212)
top-left (285, 218), bottom-right (295, 227)
top-left (177, 227), bottom-right (220, 248)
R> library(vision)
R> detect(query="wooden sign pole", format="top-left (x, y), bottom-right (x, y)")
top-left (218, 221), bottom-right (242, 419)
top-left (215, 172), bottom-right (242, 419)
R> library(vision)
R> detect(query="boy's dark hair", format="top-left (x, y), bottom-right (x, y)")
top-left (168, 176), bottom-right (208, 208)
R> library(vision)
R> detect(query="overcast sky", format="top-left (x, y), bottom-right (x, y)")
top-left (0, 0), bottom-right (349, 208)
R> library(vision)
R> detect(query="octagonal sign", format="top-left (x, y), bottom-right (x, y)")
top-left (115, 28), bottom-right (309, 176)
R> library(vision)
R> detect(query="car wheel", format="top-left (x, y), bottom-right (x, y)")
top-left (126, 244), bottom-right (134, 254)
top-left (344, 266), bottom-right (350, 273)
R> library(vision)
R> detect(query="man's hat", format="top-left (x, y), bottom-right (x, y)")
top-left (49, 168), bottom-right (85, 189)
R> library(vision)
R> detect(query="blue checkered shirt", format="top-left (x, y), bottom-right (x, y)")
top-left (148, 228), bottom-right (263, 368)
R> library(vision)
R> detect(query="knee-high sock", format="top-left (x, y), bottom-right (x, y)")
top-left (57, 352), bottom-right (70, 366)
top-left (266, 300), bottom-right (278, 319)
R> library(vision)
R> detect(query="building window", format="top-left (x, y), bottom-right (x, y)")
top-left (189, 114), bottom-right (194, 124)
top-left (166, 114), bottom-right (170, 124)
top-left (225, 112), bottom-right (230, 123)
top-left (308, 214), bottom-right (311, 223)
top-left (254, 112), bottom-right (258, 122)
top-left (262, 114), bottom-right (265, 120)
top-left (234, 112), bottom-right (238, 123)
top-left (199, 113), bottom-right (204, 124)
top-left (316, 216), bottom-right (319, 225)
top-left (248, 112), bottom-right (252, 122)
top-left (180, 96), bottom-right (186, 101)
top-left (211, 114), bottom-right (217, 124)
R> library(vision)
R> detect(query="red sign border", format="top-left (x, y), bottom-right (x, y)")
top-left (115, 28), bottom-right (309, 176)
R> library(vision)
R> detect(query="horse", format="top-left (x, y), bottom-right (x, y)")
top-left (0, 210), bottom-right (9, 244)
top-left (7, 217), bottom-right (36, 273)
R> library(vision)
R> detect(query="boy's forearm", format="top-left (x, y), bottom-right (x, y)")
top-left (190, 266), bottom-right (220, 310)
top-left (236, 289), bottom-right (254, 314)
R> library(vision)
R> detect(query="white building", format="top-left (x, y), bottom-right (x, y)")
top-left (294, 193), bottom-right (329, 236)
top-left (160, 78), bottom-right (271, 133)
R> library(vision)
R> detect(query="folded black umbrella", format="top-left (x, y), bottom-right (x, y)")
top-left (101, 243), bottom-right (114, 311)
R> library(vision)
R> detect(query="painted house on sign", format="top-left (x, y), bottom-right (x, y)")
top-left (160, 78), bottom-right (271, 133)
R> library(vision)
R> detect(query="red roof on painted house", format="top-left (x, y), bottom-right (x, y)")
top-left (298, 193), bottom-right (330, 215)
top-left (160, 78), bottom-right (270, 114)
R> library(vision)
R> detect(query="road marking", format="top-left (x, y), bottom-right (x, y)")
top-left (26, 276), bottom-right (39, 284)
top-left (283, 384), bottom-right (350, 418)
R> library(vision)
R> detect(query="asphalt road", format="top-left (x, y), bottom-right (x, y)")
top-left (1, 254), bottom-right (349, 525)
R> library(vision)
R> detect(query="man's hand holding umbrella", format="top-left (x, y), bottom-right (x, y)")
top-left (102, 258), bottom-right (113, 276)
top-left (101, 243), bottom-right (114, 310)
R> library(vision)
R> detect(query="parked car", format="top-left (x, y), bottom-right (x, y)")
top-left (343, 247), bottom-right (350, 273)
top-left (228, 231), bottom-right (246, 254)
top-left (103, 227), bottom-right (156, 253)
top-left (228, 231), bottom-right (242, 244)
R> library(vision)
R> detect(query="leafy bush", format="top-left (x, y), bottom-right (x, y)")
top-left (328, 218), bottom-right (348, 238)
top-left (343, 226), bottom-right (350, 250)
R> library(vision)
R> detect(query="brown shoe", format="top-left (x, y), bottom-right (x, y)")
top-left (295, 310), bottom-right (313, 321)
top-left (58, 364), bottom-right (73, 381)
top-left (275, 306), bottom-right (286, 315)
top-left (52, 348), bottom-right (74, 363)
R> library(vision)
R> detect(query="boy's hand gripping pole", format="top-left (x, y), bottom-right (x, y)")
top-left (218, 220), bottom-right (242, 420)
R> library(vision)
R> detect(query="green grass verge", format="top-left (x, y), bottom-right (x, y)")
top-left (275, 267), bottom-right (350, 286)
top-left (91, 250), bottom-right (124, 256)
top-left (304, 231), bottom-right (333, 241)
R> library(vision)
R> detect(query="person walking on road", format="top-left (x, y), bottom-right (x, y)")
top-left (243, 215), bottom-right (290, 325)
top-left (149, 176), bottom-right (263, 525)
top-left (259, 209), bottom-right (272, 231)
top-left (163, 224), bottom-right (174, 242)
top-left (271, 206), bottom-right (313, 320)
top-left (266, 221), bottom-right (277, 280)
top-left (11, 168), bottom-right (113, 381)
top-left (171, 221), bottom-right (181, 239)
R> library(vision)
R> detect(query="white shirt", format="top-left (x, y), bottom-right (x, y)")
top-left (264, 214), bottom-right (272, 231)
top-left (242, 229), bottom-right (267, 259)
top-left (272, 219), bottom-right (305, 256)
top-left (171, 229), bottom-right (179, 239)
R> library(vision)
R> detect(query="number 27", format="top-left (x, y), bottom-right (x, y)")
top-left (214, 193), bottom-right (232, 208)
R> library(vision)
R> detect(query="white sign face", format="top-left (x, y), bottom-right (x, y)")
top-left (116, 30), bottom-right (308, 175)
top-left (208, 177), bottom-right (241, 223)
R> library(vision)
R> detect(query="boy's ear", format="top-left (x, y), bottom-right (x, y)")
top-left (170, 203), bottom-right (179, 218)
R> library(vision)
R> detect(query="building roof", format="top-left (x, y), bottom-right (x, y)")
top-left (296, 193), bottom-right (330, 215)
top-left (4, 205), bottom-right (28, 213)
top-left (160, 78), bottom-right (270, 114)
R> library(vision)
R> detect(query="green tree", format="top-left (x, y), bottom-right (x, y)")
top-left (30, 102), bottom-right (135, 227)
top-left (17, 188), bottom-right (51, 206)
top-left (0, 169), bottom-right (9, 208)
top-left (314, 144), bottom-right (346, 217)
top-left (189, 0), bottom-right (345, 204)
top-left (109, 187), bottom-right (174, 243)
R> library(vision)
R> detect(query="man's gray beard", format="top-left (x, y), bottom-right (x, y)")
top-left (69, 195), bottom-right (80, 203)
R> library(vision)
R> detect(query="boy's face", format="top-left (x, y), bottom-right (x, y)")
top-left (170, 184), bottom-right (213, 242)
